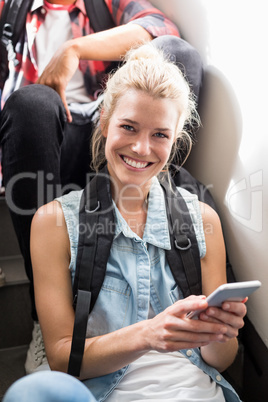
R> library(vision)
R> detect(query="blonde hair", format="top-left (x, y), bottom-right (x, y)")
top-left (91, 42), bottom-right (200, 172)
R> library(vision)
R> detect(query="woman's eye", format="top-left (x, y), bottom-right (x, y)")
top-left (154, 132), bottom-right (168, 139)
top-left (122, 124), bottom-right (134, 131)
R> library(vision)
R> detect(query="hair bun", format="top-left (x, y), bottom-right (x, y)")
top-left (126, 42), bottom-right (165, 64)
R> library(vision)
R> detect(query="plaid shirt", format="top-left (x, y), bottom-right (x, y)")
top-left (0, 0), bottom-right (179, 105)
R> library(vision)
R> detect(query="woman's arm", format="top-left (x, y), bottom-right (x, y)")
top-left (198, 202), bottom-right (246, 372)
top-left (31, 201), bottom-right (231, 380)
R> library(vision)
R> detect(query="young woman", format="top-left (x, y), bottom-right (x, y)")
top-left (3, 43), bottom-right (246, 402)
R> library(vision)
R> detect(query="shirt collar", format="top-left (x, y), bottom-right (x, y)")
top-left (31, 0), bottom-right (43, 12)
top-left (113, 177), bottom-right (171, 250)
top-left (71, 0), bottom-right (86, 15)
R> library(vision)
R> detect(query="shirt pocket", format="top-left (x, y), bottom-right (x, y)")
top-left (86, 275), bottom-right (131, 338)
top-left (169, 284), bottom-right (183, 304)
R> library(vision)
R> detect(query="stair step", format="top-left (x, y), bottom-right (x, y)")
top-left (0, 194), bottom-right (32, 400)
top-left (0, 255), bottom-right (27, 286)
top-left (0, 281), bottom-right (32, 349)
top-left (0, 345), bottom-right (28, 401)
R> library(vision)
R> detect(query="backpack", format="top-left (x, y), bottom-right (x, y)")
top-left (0, 0), bottom-right (115, 91)
top-left (67, 165), bottom-right (214, 376)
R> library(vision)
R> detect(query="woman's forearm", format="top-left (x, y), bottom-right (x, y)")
top-left (200, 337), bottom-right (238, 372)
top-left (81, 321), bottom-right (150, 379)
top-left (47, 320), bottom-right (150, 380)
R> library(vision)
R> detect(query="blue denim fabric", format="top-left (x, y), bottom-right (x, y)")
top-left (3, 371), bottom-right (96, 402)
top-left (55, 177), bottom-right (241, 402)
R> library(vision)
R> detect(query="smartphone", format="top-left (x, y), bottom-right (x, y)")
top-left (187, 280), bottom-right (262, 319)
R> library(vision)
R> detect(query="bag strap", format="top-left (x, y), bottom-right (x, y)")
top-left (160, 175), bottom-right (202, 297)
top-left (0, 0), bottom-right (32, 90)
top-left (68, 166), bottom-right (115, 377)
top-left (84, 0), bottom-right (115, 32)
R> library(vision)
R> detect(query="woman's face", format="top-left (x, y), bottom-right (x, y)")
top-left (102, 89), bottom-right (181, 195)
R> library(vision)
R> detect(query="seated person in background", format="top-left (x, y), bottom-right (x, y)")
top-left (0, 0), bottom-right (203, 373)
top-left (3, 42), bottom-right (245, 402)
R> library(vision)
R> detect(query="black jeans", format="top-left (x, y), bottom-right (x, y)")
top-left (0, 36), bottom-right (203, 321)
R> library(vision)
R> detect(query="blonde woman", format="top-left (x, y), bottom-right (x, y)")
top-left (4, 43), bottom-right (246, 402)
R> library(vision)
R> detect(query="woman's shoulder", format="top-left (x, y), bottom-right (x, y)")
top-left (176, 186), bottom-right (220, 223)
top-left (176, 186), bottom-right (198, 201)
top-left (55, 189), bottom-right (84, 225)
top-left (32, 201), bottom-right (64, 229)
top-left (31, 190), bottom-right (83, 243)
top-left (198, 201), bottom-right (221, 228)
top-left (31, 201), bottom-right (70, 261)
top-left (56, 189), bottom-right (84, 209)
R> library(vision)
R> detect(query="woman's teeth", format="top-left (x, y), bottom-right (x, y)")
top-left (123, 156), bottom-right (149, 169)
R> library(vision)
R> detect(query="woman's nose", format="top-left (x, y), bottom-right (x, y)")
top-left (131, 137), bottom-right (150, 156)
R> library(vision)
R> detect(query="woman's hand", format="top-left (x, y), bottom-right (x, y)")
top-left (198, 300), bottom-right (247, 371)
top-left (143, 296), bottom-right (230, 353)
top-left (199, 299), bottom-right (247, 340)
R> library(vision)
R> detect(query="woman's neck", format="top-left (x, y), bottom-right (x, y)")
top-left (113, 184), bottom-right (150, 238)
top-left (113, 183), bottom-right (150, 215)
top-left (118, 198), bottom-right (148, 239)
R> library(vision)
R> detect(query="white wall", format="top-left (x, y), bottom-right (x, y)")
top-left (151, 0), bottom-right (268, 347)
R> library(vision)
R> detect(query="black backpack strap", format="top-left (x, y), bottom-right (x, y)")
top-left (68, 166), bottom-right (115, 377)
top-left (172, 166), bottom-right (218, 211)
top-left (0, 0), bottom-right (33, 90)
top-left (84, 0), bottom-right (115, 32)
top-left (173, 167), bottom-right (236, 284)
top-left (161, 175), bottom-right (202, 297)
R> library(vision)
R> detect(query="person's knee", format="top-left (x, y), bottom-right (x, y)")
top-left (0, 84), bottom-right (66, 147)
top-left (2, 84), bottom-right (65, 117)
top-left (153, 35), bottom-right (203, 101)
top-left (3, 371), bottom-right (96, 402)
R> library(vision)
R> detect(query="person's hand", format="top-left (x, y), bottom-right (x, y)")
top-left (144, 296), bottom-right (230, 353)
top-left (37, 41), bottom-right (79, 123)
top-left (198, 299), bottom-right (247, 340)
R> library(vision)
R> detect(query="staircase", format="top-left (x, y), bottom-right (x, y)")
top-left (0, 195), bottom-right (33, 400)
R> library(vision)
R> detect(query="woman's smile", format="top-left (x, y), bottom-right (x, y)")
top-left (120, 155), bottom-right (153, 170)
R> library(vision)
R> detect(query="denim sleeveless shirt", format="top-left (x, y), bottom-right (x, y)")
top-left (56, 177), bottom-right (241, 402)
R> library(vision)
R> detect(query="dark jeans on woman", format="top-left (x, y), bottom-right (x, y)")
top-left (0, 36), bottom-right (203, 321)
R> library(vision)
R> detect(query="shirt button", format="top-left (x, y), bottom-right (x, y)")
top-left (186, 349), bottom-right (192, 357)
top-left (41, 7), bottom-right (46, 14)
top-left (216, 375), bottom-right (222, 382)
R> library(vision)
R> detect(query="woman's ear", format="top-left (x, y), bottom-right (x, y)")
top-left (175, 114), bottom-right (185, 143)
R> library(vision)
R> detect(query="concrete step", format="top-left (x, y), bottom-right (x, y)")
top-left (0, 195), bottom-right (32, 400)
top-left (0, 255), bottom-right (28, 286)
top-left (0, 280), bottom-right (32, 350)
top-left (0, 345), bottom-right (28, 401)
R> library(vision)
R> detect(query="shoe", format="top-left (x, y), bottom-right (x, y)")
top-left (0, 267), bottom-right (6, 286)
top-left (25, 321), bottom-right (48, 374)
